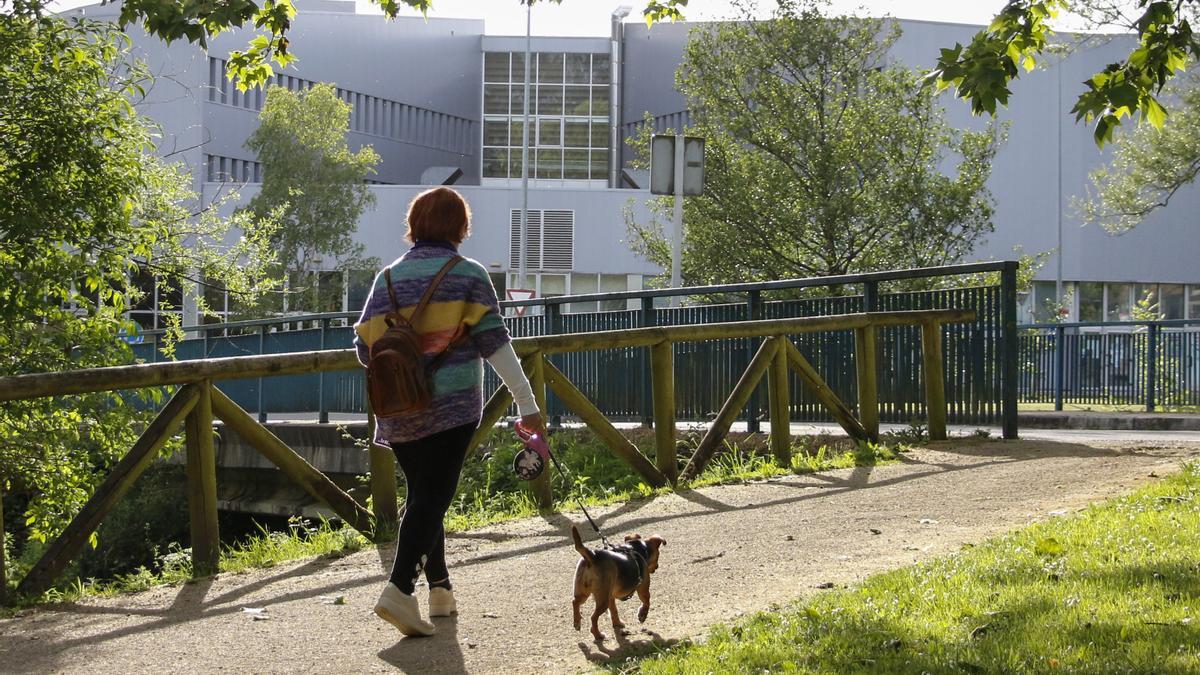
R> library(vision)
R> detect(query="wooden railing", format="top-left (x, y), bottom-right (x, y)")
top-left (0, 309), bottom-right (974, 599)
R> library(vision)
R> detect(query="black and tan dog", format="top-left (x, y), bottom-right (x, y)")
top-left (570, 524), bottom-right (666, 641)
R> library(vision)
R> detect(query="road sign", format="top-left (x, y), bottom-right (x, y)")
top-left (650, 135), bottom-right (704, 196)
top-left (506, 288), bottom-right (536, 317)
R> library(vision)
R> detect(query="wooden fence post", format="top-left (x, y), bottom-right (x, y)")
top-left (650, 341), bottom-right (677, 484)
top-left (524, 352), bottom-right (553, 509)
top-left (15, 385), bottom-right (200, 598)
top-left (681, 338), bottom-right (779, 480)
top-left (921, 321), bottom-right (948, 441)
top-left (542, 358), bottom-right (667, 487)
top-left (745, 289), bottom-right (764, 433)
top-left (185, 380), bottom-right (221, 577)
top-left (855, 325), bottom-right (880, 443)
top-left (366, 398), bottom-right (398, 540)
top-left (1000, 260), bottom-right (1020, 439)
top-left (0, 476), bottom-right (7, 606)
top-left (209, 387), bottom-right (375, 536)
top-left (767, 337), bottom-right (792, 465)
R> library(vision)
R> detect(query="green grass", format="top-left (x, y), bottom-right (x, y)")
top-left (620, 463), bottom-right (1200, 674)
top-left (8, 427), bottom-right (908, 607)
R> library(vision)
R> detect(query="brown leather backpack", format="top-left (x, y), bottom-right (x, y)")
top-left (367, 256), bottom-right (463, 418)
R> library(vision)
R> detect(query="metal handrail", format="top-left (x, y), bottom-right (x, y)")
top-left (128, 261), bottom-right (1014, 336)
top-left (500, 261), bottom-right (1011, 308)
top-left (1021, 319), bottom-right (1200, 330)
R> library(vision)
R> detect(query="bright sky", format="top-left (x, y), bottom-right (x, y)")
top-left (48, 0), bottom-right (1011, 34)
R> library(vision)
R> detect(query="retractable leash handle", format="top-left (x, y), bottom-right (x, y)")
top-left (513, 422), bottom-right (614, 549)
top-left (512, 420), bottom-right (550, 481)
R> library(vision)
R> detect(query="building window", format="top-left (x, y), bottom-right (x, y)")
top-left (1106, 283), bottom-right (1134, 322)
top-left (482, 51), bottom-right (611, 181)
top-left (1078, 282), bottom-right (1104, 322)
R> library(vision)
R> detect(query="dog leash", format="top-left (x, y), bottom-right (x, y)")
top-left (514, 421), bottom-right (615, 549)
top-left (545, 445), bottom-right (615, 550)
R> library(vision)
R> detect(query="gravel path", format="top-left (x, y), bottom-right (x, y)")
top-left (2, 438), bottom-right (1196, 674)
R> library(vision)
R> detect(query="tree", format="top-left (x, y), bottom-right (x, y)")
top-left (931, 0), bottom-right (1200, 146)
top-left (0, 10), bottom-right (278, 549)
top-left (240, 83), bottom-right (380, 313)
top-left (1078, 70), bottom-right (1200, 231)
top-left (626, 0), bottom-right (1001, 288)
top-left (1, 0), bottom-right (687, 91)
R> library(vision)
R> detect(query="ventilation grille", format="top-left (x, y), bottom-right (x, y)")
top-left (509, 209), bottom-right (573, 271)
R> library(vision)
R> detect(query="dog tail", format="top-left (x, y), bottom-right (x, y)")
top-left (571, 524), bottom-right (595, 564)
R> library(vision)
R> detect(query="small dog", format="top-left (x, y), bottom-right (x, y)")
top-left (570, 524), bottom-right (666, 641)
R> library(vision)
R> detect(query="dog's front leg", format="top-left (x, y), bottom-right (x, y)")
top-left (636, 582), bottom-right (651, 623)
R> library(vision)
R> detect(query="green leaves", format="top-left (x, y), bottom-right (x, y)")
top-left (2, 12), bottom-right (280, 546)
top-left (936, 0), bottom-right (1200, 147)
top-left (642, 0), bottom-right (688, 27)
top-left (928, 1), bottom-right (1064, 117)
top-left (239, 83), bottom-right (379, 307)
top-left (1077, 70), bottom-right (1200, 232)
top-left (627, 0), bottom-right (999, 288)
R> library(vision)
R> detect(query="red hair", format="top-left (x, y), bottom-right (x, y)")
top-left (405, 187), bottom-right (472, 244)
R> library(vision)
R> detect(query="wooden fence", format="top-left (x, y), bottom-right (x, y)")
top-left (0, 309), bottom-right (973, 600)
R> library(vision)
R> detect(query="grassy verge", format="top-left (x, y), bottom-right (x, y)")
top-left (620, 463), bottom-right (1200, 674)
top-left (8, 428), bottom-right (912, 608)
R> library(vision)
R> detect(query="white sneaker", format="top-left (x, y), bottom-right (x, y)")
top-left (428, 587), bottom-right (457, 617)
top-left (374, 583), bottom-right (436, 637)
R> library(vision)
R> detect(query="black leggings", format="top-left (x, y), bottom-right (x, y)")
top-left (388, 422), bottom-right (476, 594)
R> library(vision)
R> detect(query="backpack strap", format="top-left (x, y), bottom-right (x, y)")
top-left (381, 256), bottom-right (461, 327)
top-left (384, 268), bottom-right (400, 312)
top-left (410, 256), bottom-right (463, 324)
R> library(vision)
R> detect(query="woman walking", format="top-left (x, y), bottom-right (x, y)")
top-left (354, 186), bottom-right (544, 637)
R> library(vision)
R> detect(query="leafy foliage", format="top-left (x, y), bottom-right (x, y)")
top-left (1078, 71), bottom-right (1200, 232)
top-left (240, 83), bottom-right (379, 312)
top-left (0, 12), bottom-right (277, 543)
top-left (932, 0), bottom-right (1200, 146)
top-left (626, 0), bottom-right (1001, 286)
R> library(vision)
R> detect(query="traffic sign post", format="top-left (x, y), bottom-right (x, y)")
top-left (506, 288), bottom-right (536, 317)
top-left (650, 134), bottom-right (704, 306)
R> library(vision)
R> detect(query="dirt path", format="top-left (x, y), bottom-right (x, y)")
top-left (2, 438), bottom-right (1197, 674)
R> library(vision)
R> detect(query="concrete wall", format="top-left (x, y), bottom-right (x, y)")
top-left (201, 182), bottom-right (661, 277)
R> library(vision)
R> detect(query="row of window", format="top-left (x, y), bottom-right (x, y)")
top-left (482, 51), bottom-right (612, 182)
top-left (205, 154), bottom-right (263, 183)
top-left (206, 58), bottom-right (476, 155)
top-left (483, 83), bottom-right (611, 117)
top-left (483, 148), bottom-right (610, 181)
top-left (1023, 281), bottom-right (1200, 323)
top-left (484, 51), bottom-right (611, 86)
top-left (484, 118), bottom-right (609, 149)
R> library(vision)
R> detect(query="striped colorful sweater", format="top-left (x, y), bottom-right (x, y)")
top-left (353, 241), bottom-right (510, 445)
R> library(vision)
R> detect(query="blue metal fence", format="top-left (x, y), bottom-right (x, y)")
top-left (1019, 320), bottom-right (1200, 410)
top-left (131, 262), bottom-right (1019, 433)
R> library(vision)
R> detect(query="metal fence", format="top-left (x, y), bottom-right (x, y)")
top-left (1018, 320), bottom-right (1200, 410)
top-left (131, 261), bottom-right (1019, 435)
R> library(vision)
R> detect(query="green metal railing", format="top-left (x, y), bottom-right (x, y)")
top-left (128, 261), bottom-right (1020, 437)
top-left (1019, 319), bottom-right (1200, 411)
